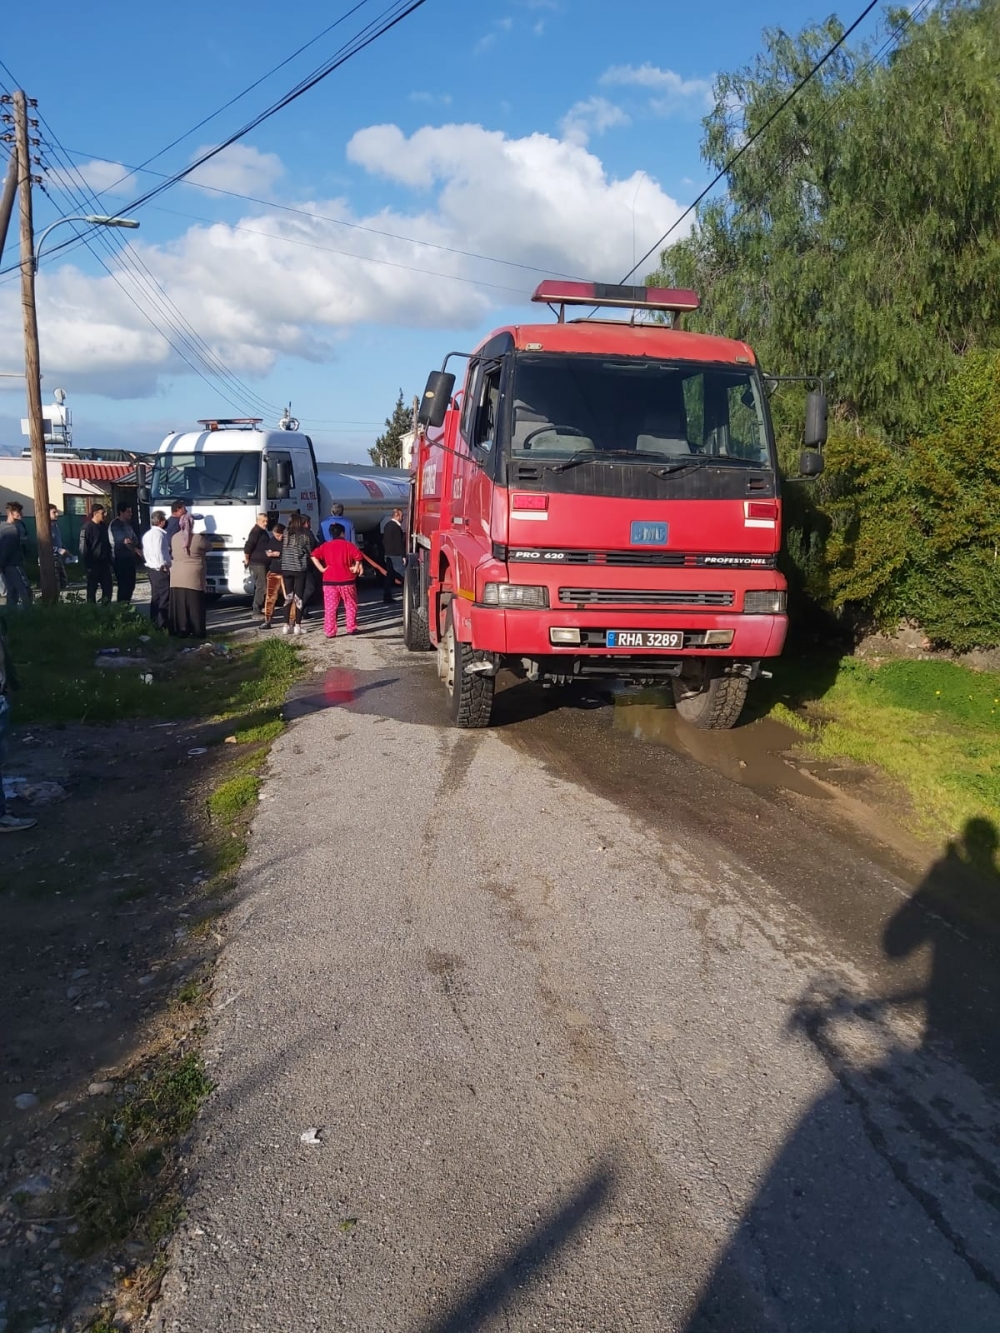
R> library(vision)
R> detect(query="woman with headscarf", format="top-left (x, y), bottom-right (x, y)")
top-left (168, 523), bottom-right (210, 639)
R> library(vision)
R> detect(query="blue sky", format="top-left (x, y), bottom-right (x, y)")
top-left (0, 0), bottom-right (888, 461)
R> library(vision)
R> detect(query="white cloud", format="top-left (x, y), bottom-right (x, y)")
top-left (559, 96), bottom-right (630, 147)
top-left (600, 62), bottom-right (714, 113)
top-left (0, 125), bottom-right (688, 398)
top-left (44, 159), bottom-right (136, 199)
top-left (409, 91), bottom-right (453, 106)
top-left (185, 143), bottom-right (285, 196)
top-left (474, 15), bottom-right (513, 54)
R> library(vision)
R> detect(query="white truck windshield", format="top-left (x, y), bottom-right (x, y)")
top-left (150, 452), bottom-right (260, 505)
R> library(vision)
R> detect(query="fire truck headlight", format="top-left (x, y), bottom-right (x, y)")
top-left (743, 590), bottom-right (787, 614)
top-left (483, 583), bottom-right (549, 608)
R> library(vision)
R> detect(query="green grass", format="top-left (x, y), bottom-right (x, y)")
top-left (4, 602), bottom-right (298, 726)
top-left (68, 1053), bottom-right (213, 1255)
top-left (755, 653), bottom-right (1000, 844)
top-left (207, 774), bottom-right (261, 823)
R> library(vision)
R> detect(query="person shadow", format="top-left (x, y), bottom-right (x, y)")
top-left (684, 818), bottom-right (1000, 1331)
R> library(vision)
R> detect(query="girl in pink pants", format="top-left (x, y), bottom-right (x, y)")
top-left (311, 525), bottom-right (363, 638)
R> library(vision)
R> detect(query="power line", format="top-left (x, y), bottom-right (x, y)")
top-left (19, 0), bottom-right (429, 270)
top-left (93, 0), bottom-right (377, 199)
top-left (620, 0), bottom-right (882, 284)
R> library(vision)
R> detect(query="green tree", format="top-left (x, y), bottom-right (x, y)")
top-left (654, 1), bottom-right (1000, 440)
top-left (369, 389), bottom-right (412, 468)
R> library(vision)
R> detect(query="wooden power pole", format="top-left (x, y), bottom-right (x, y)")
top-left (14, 90), bottom-right (57, 603)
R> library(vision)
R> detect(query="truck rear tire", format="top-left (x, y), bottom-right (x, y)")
top-left (440, 608), bottom-right (494, 728)
top-left (672, 665), bottom-right (748, 730)
top-left (402, 561), bottom-right (431, 652)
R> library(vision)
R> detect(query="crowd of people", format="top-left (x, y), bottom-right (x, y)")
top-left (1, 495), bottom-right (409, 645)
top-left (244, 503), bottom-right (406, 638)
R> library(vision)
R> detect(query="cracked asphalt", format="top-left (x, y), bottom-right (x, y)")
top-left (151, 595), bottom-right (1000, 1332)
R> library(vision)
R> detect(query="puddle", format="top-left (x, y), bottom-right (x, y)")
top-left (612, 695), bottom-right (831, 799)
top-left (284, 668), bottom-right (398, 720)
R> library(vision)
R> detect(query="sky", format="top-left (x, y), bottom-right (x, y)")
top-left (0, 0), bottom-right (890, 462)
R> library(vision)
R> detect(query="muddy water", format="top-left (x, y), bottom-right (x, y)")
top-left (612, 693), bottom-right (831, 799)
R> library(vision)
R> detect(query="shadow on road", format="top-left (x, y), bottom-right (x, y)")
top-left (684, 818), bottom-right (1000, 1331)
top-left (417, 1162), bottom-right (614, 1333)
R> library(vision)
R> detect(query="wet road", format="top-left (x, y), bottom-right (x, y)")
top-left (155, 597), bottom-right (1000, 1332)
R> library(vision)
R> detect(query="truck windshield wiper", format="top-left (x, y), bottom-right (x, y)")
top-left (654, 456), bottom-right (762, 478)
top-left (546, 449), bottom-right (671, 473)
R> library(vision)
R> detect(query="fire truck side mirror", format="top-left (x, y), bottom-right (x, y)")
top-left (804, 390), bottom-right (828, 448)
top-left (418, 371), bottom-right (456, 428)
top-left (799, 450), bottom-right (825, 478)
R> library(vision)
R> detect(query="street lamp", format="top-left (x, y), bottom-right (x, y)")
top-left (34, 213), bottom-right (140, 271)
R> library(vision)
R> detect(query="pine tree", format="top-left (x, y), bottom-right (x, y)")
top-left (369, 389), bottom-right (412, 468)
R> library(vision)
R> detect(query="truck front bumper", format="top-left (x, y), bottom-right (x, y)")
top-left (468, 605), bottom-right (787, 660)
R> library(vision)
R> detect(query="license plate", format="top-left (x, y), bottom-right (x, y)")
top-left (606, 630), bottom-right (683, 649)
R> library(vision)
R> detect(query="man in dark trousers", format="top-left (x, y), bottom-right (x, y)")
top-left (141, 509), bottom-right (171, 630)
top-left (243, 513), bottom-right (271, 616)
top-left (381, 507), bottom-right (406, 603)
top-left (80, 505), bottom-right (113, 604)
top-left (0, 503), bottom-right (32, 608)
top-left (109, 502), bottom-right (140, 603)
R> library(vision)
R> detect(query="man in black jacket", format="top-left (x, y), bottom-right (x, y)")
top-left (382, 507), bottom-right (406, 603)
top-left (79, 505), bottom-right (113, 604)
top-left (243, 513), bottom-right (271, 615)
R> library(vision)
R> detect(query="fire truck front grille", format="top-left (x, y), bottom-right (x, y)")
top-left (558, 588), bottom-right (735, 608)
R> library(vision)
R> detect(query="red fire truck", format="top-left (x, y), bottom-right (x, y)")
top-left (402, 280), bottom-right (826, 730)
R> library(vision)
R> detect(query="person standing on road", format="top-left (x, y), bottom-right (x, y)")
top-left (79, 505), bottom-right (113, 605)
top-left (0, 615), bottom-right (36, 834)
top-left (49, 505), bottom-right (70, 591)
top-left (301, 514), bottom-right (320, 622)
top-left (0, 504), bottom-right (32, 609)
top-left (243, 513), bottom-right (270, 617)
top-left (320, 502), bottom-right (355, 545)
top-left (168, 524), bottom-right (210, 639)
top-left (382, 507), bottom-right (406, 604)
top-left (109, 502), bottom-right (140, 603)
top-left (166, 501), bottom-right (187, 545)
top-left (311, 522), bottom-right (363, 638)
top-left (260, 523), bottom-right (285, 629)
top-left (142, 510), bottom-right (171, 631)
top-left (280, 513), bottom-right (312, 637)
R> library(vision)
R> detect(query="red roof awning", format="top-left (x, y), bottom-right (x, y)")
top-left (61, 462), bottom-right (134, 482)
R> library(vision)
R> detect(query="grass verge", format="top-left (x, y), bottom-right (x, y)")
top-left (754, 653), bottom-right (1000, 845)
top-left (5, 601), bottom-right (299, 725)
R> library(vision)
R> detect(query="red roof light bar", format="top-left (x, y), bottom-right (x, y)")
top-left (531, 280), bottom-right (700, 314)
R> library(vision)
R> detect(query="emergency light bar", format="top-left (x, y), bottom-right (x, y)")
top-left (531, 281), bottom-right (700, 314)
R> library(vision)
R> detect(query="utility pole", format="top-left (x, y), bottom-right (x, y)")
top-left (13, 90), bottom-right (57, 604)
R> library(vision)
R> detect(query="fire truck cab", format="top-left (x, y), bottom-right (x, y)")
top-left (403, 281), bottom-right (826, 730)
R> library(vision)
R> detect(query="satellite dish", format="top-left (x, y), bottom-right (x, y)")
top-left (54, 387), bottom-right (66, 404)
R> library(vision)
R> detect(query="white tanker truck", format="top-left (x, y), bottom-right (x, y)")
top-left (148, 417), bottom-right (408, 597)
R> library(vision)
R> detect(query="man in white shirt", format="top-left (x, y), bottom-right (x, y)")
top-left (142, 510), bottom-right (171, 631)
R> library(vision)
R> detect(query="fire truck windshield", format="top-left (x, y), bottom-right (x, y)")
top-left (509, 354), bottom-right (773, 469)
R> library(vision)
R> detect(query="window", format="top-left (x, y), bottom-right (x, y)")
top-left (265, 452), bottom-right (294, 501)
top-left (472, 367), bottom-right (501, 453)
top-left (509, 354), bottom-right (771, 467)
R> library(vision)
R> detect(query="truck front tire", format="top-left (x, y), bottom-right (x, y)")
top-left (440, 609), bottom-right (494, 728)
top-left (671, 664), bottom-right (749, 730)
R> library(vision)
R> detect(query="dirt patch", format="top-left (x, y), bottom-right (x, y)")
top-left (856, 622), bottom-right (1000, 673)
top-left (0, 715), bottom-right (257, 1332)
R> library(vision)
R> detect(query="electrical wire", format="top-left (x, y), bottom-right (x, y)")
top-left (620, 0), bottom-right (882, 284)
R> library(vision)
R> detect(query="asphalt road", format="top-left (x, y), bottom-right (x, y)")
top-left (152, 596), bottom-right (1000, 1332)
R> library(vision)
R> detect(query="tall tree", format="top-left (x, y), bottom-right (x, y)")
top-left (369, 389), bottom-right (411, 468)
top-left (654, 1), bottom-right (1000, 439)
